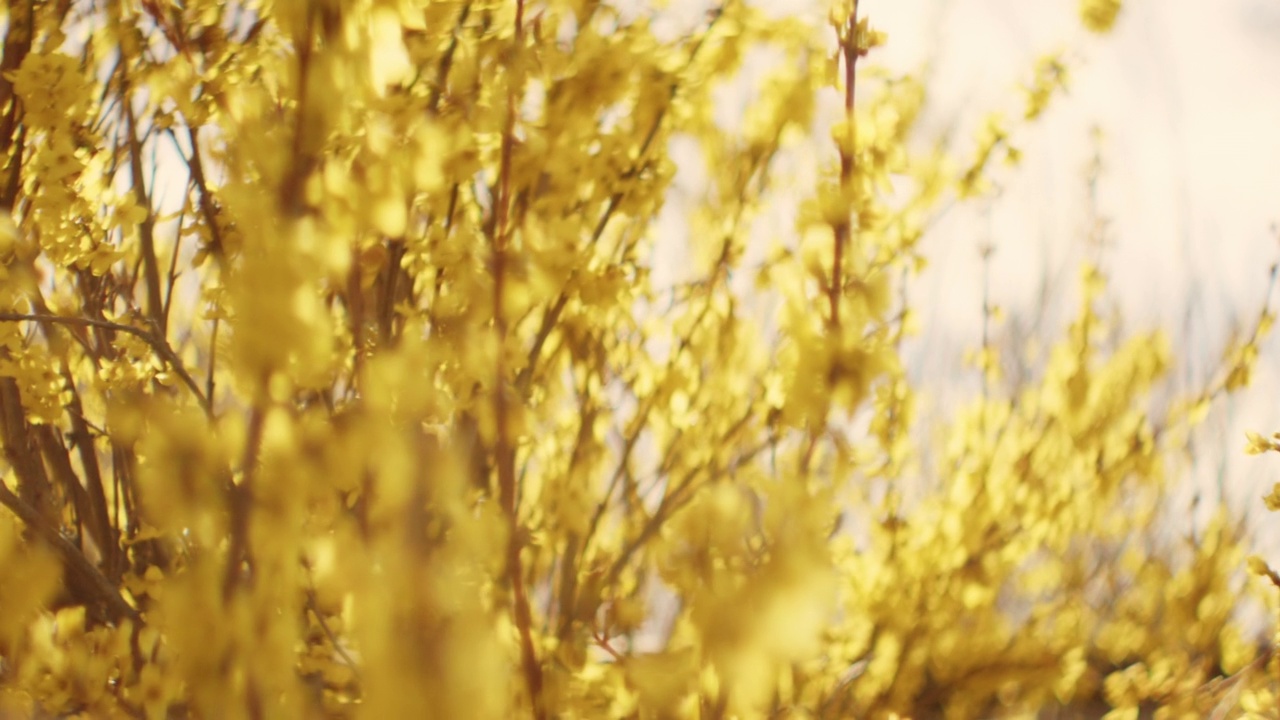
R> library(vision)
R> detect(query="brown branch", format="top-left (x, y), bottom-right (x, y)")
top-left (0, 480), bottom-right (139, 623)
top-left (119, 69), bottom-right (166, 334)
top-left (61, 376), bottom-right (119, 581)
top-left (0, 312), bottom-right (210, 416)
top-left (33, 421), bottom-right (116, 579)
top-left (829, 1), bottom-right (862, 329)
top-left (221, 403), bottom-right (264, 601)
top-left (0, 125), bottom-right (25, 210)
top-left (183, 124), bottom-right (228, 261)
top-left (425, 4), bottom-right (472, 114)
top-left (0, 2), bottom-right (34, 194)
top-left (0, 376), bottom-right (56, 532)
top-left (305, 588), bottom-right (361, 678)
top-left (279, 6), bottom-right (321, 219)
top-left (377, 240), bottom-right (405, 345)
top-left (205, 315), bottom-right (219, 407)
top-left (491, 1), bottom-right (545, 715)
top-left (551, 391), bottom-right (598, 639)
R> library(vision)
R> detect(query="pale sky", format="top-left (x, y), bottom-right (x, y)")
top-left (889, 0), bottom-right (1280, 340)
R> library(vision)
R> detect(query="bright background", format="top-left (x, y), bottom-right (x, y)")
top-left (652, 0), bottom-right (1280, 539)
top-left (872, 0), bottom-right (1280, 535)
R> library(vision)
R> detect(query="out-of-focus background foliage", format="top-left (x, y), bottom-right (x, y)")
top-left (666, 0), bottom-right (1280, 524)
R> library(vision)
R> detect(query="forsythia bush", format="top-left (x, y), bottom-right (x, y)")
top-left (0, 0), bottom-right (1274, 717)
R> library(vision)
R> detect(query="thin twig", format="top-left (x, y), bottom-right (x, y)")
top-left (0, 481), bottom-right (139, 623)
top-left (304, 589), bottom-right (361, 678)
top-left (221, 403), bottom-right (264, 601)
top-left (119, 68), bottom-right (166, 334)
top-left (829, 1), bottom-right (862, 329)
top-left (514, 4), bottom-right (729, 396)
top-left (491, 1), bottom-right (545, 716)
top-left (0, 312), bottom-right (210, 415)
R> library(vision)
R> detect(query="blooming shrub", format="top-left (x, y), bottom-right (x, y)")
top-left (0, 0), bottom-right (1273, 717)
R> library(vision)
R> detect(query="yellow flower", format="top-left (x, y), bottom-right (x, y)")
top-left (1080, 0), bottom-right (1122, 34)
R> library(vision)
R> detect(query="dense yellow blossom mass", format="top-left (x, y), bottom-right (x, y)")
top-left (0, 0), bottom-right (1274, 718)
